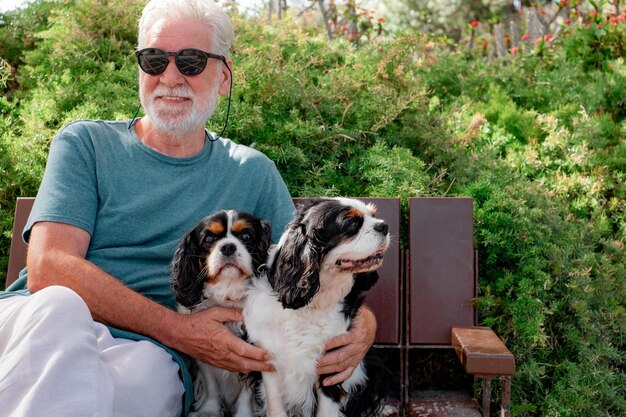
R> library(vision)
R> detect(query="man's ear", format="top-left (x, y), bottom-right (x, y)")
top-left (219, 59), bottom-right (233, 96)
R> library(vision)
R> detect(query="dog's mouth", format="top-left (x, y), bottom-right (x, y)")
top-left (215, 263), bottom-right (252, 279)
top-left (335, 250), bottom-right (385, 271)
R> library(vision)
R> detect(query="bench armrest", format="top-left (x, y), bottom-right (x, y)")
top-left (451, 326), bottom-right (515, 376)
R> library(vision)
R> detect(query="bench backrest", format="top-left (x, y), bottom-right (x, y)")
top-left (8, 197), bottom-right (479, 346)
top-left (5, 196), bottom-right (403, 345)
top-left (407, 197), bottom-right (476, 345)
top-left (6, 197), bottom-right (34, 288)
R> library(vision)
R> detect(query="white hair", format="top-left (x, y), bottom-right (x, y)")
top-left (137, 0), bottom-right (234, 57)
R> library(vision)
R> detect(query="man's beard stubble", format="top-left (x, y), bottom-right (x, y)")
top-left (140, 83), bottom-right (219, 140)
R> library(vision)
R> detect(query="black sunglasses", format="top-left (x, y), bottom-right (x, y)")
top-left (135, 48), bottom-right (227, 76)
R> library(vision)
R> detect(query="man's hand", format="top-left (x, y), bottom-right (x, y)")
top-left (176, 307), bottom-right (274, 373)
top-left (317, 305), bottom-right (377, 386)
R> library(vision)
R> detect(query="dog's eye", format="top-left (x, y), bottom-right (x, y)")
top-left (203, 233), bottom-right (217, 246)
top-left (345, 217), bottom-right (362, 234)
top-left (239, 232), bottom-right (252, 242)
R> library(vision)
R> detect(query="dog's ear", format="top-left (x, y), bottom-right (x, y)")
top-left (269, 223), bottom-right (320, 309)
top-left (261, 218), bottom-right (272, 248)
top-left (251, 218), bottom-right (272, 271)
top-left (171, 227), bottom-right (207, 308)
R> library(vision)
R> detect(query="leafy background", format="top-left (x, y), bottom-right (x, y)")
top-left (1, 1), bottom-right (625, 416)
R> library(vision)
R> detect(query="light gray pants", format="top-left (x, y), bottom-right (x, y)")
top-left (0, 285), bottom-right (184, 417)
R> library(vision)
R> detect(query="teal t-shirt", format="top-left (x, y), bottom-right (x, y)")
top-left (14, 119), bottom-right (294, 308)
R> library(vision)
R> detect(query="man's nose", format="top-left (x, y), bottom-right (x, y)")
top-left (159, 57), bottom-right (185, 86)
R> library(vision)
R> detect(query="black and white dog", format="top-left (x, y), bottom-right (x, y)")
top-left (244, 197), bottom-right (390, 417)
top-left (171, 210), bottom-right (272, 417)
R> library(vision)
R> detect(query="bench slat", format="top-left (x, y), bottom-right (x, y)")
top-left (408, 197), bottom-right (475, 345)
top-left (6, 197), bottom-right (35, 288)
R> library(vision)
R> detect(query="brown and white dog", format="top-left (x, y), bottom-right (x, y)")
top-left (243, 198), bottom-right (390, 417)
top-left (171, 210), bottom-right (271, 417)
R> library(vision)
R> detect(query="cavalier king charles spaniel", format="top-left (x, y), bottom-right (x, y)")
top-left (243, 197), bottom-right (391, 417)
top-left (171, 210), bottom-right (271, 417)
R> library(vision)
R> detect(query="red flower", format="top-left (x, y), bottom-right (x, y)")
top-left (469, 21), bottom-right (480, 28)
top-left (378, 17), bottom-right (386, 24)
top-left (564, 18), bottom-right (572, 25)
top-left (534, 34), bottom-right (553, 46)
top-left (511, 46), bottom-right (519, 55)
top-left (521, 33), bottom-right (531, 41)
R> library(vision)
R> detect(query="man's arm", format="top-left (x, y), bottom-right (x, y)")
top-left (26, 221), bottom-right (273, 373)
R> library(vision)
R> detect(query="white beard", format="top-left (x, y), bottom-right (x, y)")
top-left (140, 82), bottom-right (219, 138)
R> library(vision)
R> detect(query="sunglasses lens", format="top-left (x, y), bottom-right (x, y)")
top-left (136, 48), bottom-right (168, 75)
top-left (175, 49), bottom-right (208, 76)
top-left (136, 48), bottom-right (215, 76)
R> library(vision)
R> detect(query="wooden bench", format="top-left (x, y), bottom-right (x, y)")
top-left (5, 196), bottom-right (514, 417)
top-left (406, 198), bottom-right (514, 417)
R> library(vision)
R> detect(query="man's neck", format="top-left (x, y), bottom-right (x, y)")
top-left (133, 118), bottom-right (206, 158)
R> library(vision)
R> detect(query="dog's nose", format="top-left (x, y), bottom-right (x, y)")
top-left (374, 222), bottom-right (388, 236)
top-left (221, 243), bottom-right (237, 256)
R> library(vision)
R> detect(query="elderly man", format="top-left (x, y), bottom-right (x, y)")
top-left (0, 1), bottom-right (376, 416)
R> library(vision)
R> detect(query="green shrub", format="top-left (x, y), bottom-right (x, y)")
top-left (230, 21), bottom-right (450, 198)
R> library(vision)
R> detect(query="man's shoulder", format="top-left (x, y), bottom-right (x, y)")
top-left (60, 119), bottom-right (128, 136)
top-left (54, 120), bottom-right (128, 143)
top-left (215, 137), bottom-right (273, 166)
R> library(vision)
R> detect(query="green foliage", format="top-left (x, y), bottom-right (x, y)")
top-left (561, 12), bottom-right (626, 72)
top-left (467, 178), bottom-right (626, 415)
top-left (1, 1), bottom-right (625, 416)
top-left (17, 0), bottom-right (141, 126)
top-left (0, 0), bottom-right (57, 72)
top-left (230, 21), bottom-right (448, 198)
top-left (0, 56), bottom-right (9, 88)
